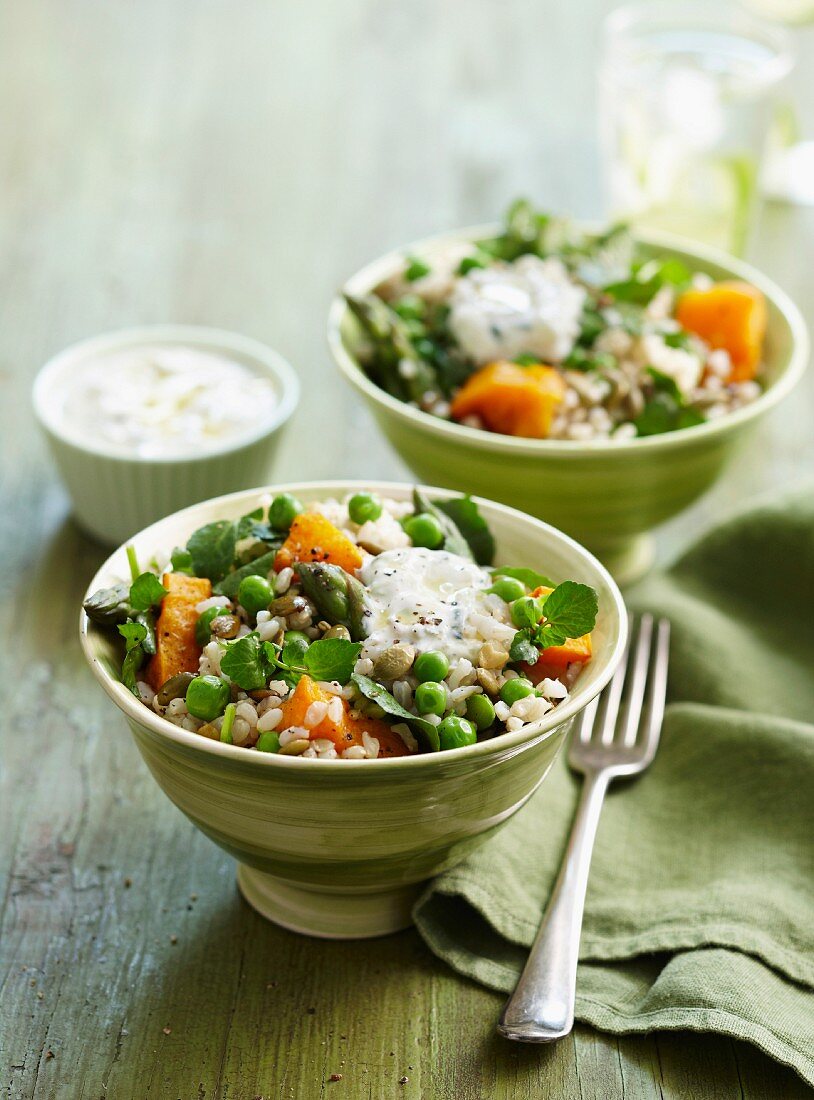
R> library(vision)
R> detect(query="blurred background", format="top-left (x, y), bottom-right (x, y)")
top-left (1, 0), bottom-right (811, 549)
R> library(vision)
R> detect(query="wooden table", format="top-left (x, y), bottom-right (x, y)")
top-left (1, 2), bottom-right (812, 1096)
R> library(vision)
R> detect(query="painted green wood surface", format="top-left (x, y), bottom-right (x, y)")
top-left (1, 2), bottom-right (812, 1097)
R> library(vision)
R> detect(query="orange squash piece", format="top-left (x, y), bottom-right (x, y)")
top-left (146, 572), bottom-right (212, 691)
top-left (520, 585), bottom-right (593, 684)
top-left (450, 360), bottom-right (566, 438)
top-left (274, 513), bottom-right (363, 575)
top-left (675, 280), bottom-right (766, 382)
top-left (278, 675), bottom-right (414, 756)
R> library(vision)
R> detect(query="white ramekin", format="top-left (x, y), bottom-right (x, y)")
top-left (33, 324), bottom-right (300, 544)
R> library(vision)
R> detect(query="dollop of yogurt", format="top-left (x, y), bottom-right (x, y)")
top-left (449, 255), bottom-right (586, 365)
top-left (359, 547), bottom-right (497, 663)
top-left (59, 344), bottom-right (278, 458)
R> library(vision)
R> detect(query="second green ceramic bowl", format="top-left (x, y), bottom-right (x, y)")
top-left (79, 481), bottom-right (626, 939)
top-left (329, 227), bottom-right (808, 582)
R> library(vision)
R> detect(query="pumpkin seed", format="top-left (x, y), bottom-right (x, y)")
top-left (210, 614), bottom-right (240, 639)
top-left (372, 644), bottom-right (416, 681)
top-left (279, 738), bottom-right (310, 756)
top-left (157, 672), bottom-right (195, 706)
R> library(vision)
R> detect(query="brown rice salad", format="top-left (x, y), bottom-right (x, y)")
top-left (346, 199), bottom-right (766, 441)
top-left (84, 489), bottom-right (598, 758)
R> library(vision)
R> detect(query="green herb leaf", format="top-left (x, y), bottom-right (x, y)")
top-left (513, 354), bottom-right (541, 367)
top-left (404, 255), bottom-right (431, 282)
top-left (302, 638), bottom-right (362, 684)
top-left (213, 551), bottom-right (277, 598)
top-left (634, 395), bottom-right (679, 437)
top-left (676, 406), bottom-right (705, 430)
top-left (664, 330), bottom-right (694, 351)
top-left (412, 489), bottom-right (473, 561)
top-left (509, 629), bottom-right (540, 664)
top-left (434, 496), bottom-right (495, 566)
top-left (83, 582), bottom-right (134, 626)
top-left (118, 621), bottom-right (148, 697)
top-left (352, 673), bottom-right (440, 752)
top-left (541, 581), bottom-right (598, 640)
top-left (646, 366), bottom-right (684, 403)
top-left (458, 254), bottom-right (487, 275)
top-left (187, 520), bottom-right (237, 582)
top-left (234, 508), bottom-right (265, 540)
top-left (220, 632), bottom-right (271, 691)
top-left (493, 567), bottom-right (555, 590)
top-left (605, 257), bottom-right (692, 305)
top-left (171, 547), bottom-right (194, 574)
top-left (129, 572), bottom-right (168, 612)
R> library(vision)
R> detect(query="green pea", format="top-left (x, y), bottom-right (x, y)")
top-left (466, 693), bottom-right (496, 731)
top-left (268, 493), bottom-right (303, 530)
top-left (403, 512), bottom-right (444, 550)
top-left (238, 574), bottom-right (274, 617)
top-left (499, 678), bottom-right (535, 706)
top-left (186, 675), bottom-right (230, 721)
top-left (195, 605), bottom-right (224, 646)
top-left (510, 595), bottom-right (545, 629)
top-left (414, 681), bottom-right (447, 717)
top-left (488, 576), bottom-right (527, 603)
top-left (256, 730), bottom-right (281, 753)
top-left (348, 492), bottom-right (383, 526)
top-left (438, 715), bottom-right (477, 751)
top-left (413, 650), bottom-right (450, 683)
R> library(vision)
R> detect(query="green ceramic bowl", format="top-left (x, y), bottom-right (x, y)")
top-left (329, 227), bottom-right (809, 582)
top-left (79, 481), bottom-right (626, 939)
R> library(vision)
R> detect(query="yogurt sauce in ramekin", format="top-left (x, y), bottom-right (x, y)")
top-left (57, 344), bottom-right (279, 459)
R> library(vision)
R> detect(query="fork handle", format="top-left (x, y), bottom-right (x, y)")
top-left (498, 769), bottom-right (610, 1042)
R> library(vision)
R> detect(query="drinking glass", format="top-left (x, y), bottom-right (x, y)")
top-left (599, 1), bottom-right (794, 254)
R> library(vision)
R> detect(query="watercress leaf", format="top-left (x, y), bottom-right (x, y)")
top-left (352, 673), bottom-right (440, 752)
top-left (213, 551), bottom-right (277, 598)
top-left (248, 522), bottom-right (285, 547)
top-left (302, 638), bottom-right (363, 685)
top-left (634, 395), bottom-right (678, 437)
top-left (494, 566), bottom-right (555, 591)
top-left (535, 624), bottom-right (569, 649)
top-left (664, 330), bottom-right (694, 351)
top-left (234, 508), bottom-right (265, 540)
top-left (434, 495), bottom-right (495, 565)
top-left (117, 621), bottom-right (148, 697)
top-left (412, 489), bottom-right (473, 561)
top-left (136, 611), bottom-right (157, 656)
top-left (187, 520), bottom-right (237, 582)
top-left (220, 632), bottom-right (271, 691)
top-left (129, 572), bottom-right (168, 612)
top-left (646, 366), bottom-right (684, 404)
top-left (171, 547), bottom-right (194, 574)
top-left (676, 406), bottom-right (705, 431)
top-left (541, 581), bottom-right (598, 639)
top-left (83, 582), bottom-right (134, 626)
top-left (509, 629), bottom-right (540, 665)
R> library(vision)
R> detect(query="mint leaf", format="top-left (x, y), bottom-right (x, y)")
top-left (510, 629), bottom-right (540, 664)
top-left (646, 366), bottom-right (684, 404)
top-left (187, 520), bottom-right (237, 582)
top-left (352, 673), bottom-right (440, 752)
top-left (221, 632), bottom-right (271, 691)
top-left (434, 496), bottom-right (495, 566)
top-left (302, 638), bottom-right (362, 685)
top-left (129, 572), bottom-right (168, 612)
top-left (494, 566), bottom-right (555, 591)
top-left (541, 581), bottom-right (598, 639)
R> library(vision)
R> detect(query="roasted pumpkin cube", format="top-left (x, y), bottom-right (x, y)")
top-left (676, 280), bottom-right (766, 382)
top-left (450, 360), bottom-right (566, 438)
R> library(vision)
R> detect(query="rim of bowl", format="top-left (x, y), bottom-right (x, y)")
top-left (328, 223), bottom-right (809, 456)
top-left (32, 324), bottom-right (301, 464)
top-left (78, 480), bottom-right (629, 771)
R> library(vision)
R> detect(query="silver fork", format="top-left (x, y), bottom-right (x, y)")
top-left (498, 613), bottom-right (671, 1043)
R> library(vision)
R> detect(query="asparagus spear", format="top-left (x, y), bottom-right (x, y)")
top-left (344, 293), bottom-right (440, 404)
top-left (295, 562), bottom-right (370, 641)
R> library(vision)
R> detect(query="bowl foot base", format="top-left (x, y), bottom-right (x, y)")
top-left (236, 865), bottom-right (423, 939)
top-left (593, 533), bottom-right (655, 586)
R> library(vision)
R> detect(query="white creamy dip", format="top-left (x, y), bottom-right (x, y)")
top-left (359, 546), bottom-right (504, 663)
top-left (59, 344), bottom-right (278, 458)
top-left (449, 255), bottom-right (585, 365)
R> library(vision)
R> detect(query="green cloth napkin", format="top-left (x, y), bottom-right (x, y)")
top-left (414, 482), bottom-right (814, 1086)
